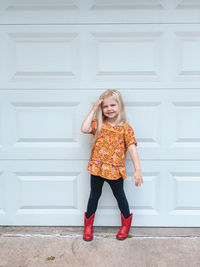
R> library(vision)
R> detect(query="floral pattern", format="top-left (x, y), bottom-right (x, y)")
top-left (87, 119), bottom-right (137, 180)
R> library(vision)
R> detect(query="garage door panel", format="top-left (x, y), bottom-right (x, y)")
top-left (0, 90), bottom-right (82, 159)
top-left (89, 0), bottom-right (165, 10)
top-left (0, 1), bottom-right (199, 226)
top-left (0, 160), bottom-right (86, 225)
top-left (0, 27), bottom-right (81, 88)
top-left (0, 136), bottom-right (199, 226)
top-left (126, 170), bottom-right (160, 216)
top-left (124, 90), bottom-right (200, 160)
top-left (173, 30), bottom-right (200, 84)
top-left (125, 160), bottom-right (200, 226)
top-left (172, 102), bottom-right (200, 145)
top-left (125, 100), bottom-right (162, 149)
top-left (96, 160), bottom-right (200, 226)
top-left (175, 0), bottom-right (200, 10)
top-left (12, 102), bottom-right (78, 144)
top-left (0, 90), bottom-right (200, 160)
top-left (11, 33), bottom-right (79, 81)
top-left (0, 171), bottom-right (6, 219)
top-left (1, 24), bottom-right (200, 89)
top-left (6, 0), bottom-right (79, 11)
top-left (0, 167), bottom-right (17, 225)
top-left (167, 163), bottom-right (200, 225)
top-left (89, 31), bottom-right (163, 83)
top-left (171, 174), bottom-right (200, 212)
top-left (124, 161), bottom-right (166, 226)
top-left (165, 91), bottom-right (200, 159)
top-left (1, 0), bottom-right (200, 24)
top-left (15, 172), bottom-right (79, 210)
top-left (0, 0), bottom-right (80, 24)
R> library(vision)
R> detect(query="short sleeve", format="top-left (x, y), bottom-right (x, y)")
top-left (124, 123), bottom-right (138, 148)
top-left (90, 119), bottom-right (98, 135)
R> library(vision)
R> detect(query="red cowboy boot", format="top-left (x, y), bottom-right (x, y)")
top-left (83, 212), bottom-right (95, 241)
top-left (116, 213), bottom-right (133, 240)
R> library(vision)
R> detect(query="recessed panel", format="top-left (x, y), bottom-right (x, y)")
top-left (0, 104), bottom-right (3, 149)
top-left (16, 172), bottom-right (79, 210)
top-left (90, 0), bottom-right (164, 10)
top-left (125, 101), bottom-right (161, 146)
top-left (176, 0), bottom-right (200, 9)
top-left (1, 0), bottom-right (200, 24)
top-left (12, 102), bottom-right (79, 145)
top-left (181, 41), bottom-right (200, 73)
top-left (6, 0), bottom-right (79, 10)
top-left (98, 172), bottom-right (159, 215)
top-left (175, 32), bottom-right (200, 80)
top-left (173, 102), bottom-right (200, 145)
top-left (0, 172), bottom-right (5, 213)
top-left (172, 173), bottom-right (200, 210)
top-left (9, 32), bottom-right (79, 81)
top-left (125, 173), bottom-right (159, 215)
top-left (91, 32), bottom-right (162, 81)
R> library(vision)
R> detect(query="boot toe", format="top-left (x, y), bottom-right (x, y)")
top-left (116, 233), bottom-right (127, 240)
top-left (83, 234), bottom-right (93, 241)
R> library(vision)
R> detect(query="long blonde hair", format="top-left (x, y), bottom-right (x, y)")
top-left (91, 89), bottom-right (127, 146)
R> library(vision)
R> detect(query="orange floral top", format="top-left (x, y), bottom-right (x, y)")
top-left (87, 119), bottom-right (138, 180)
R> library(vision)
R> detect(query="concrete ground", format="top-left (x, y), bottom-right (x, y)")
top-left (0, 226), bottom-right (200, 267)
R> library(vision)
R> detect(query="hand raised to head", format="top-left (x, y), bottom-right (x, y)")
top-left (92, 99), bottom-right (104, 112)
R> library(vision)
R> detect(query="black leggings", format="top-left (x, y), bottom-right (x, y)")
top-left (86, 174), bottom-right (131, 219)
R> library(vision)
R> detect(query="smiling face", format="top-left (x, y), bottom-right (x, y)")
top-left (102, 96), bottom-right (120, 122)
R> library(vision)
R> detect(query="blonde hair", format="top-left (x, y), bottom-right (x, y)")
top-left (91, 89), bottom-right (127, 146)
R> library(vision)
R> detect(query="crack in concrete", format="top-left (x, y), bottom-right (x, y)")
top-left (1, 233), bottom-right (200, 239)
top-left (71, 238), bottom-right (77, 254)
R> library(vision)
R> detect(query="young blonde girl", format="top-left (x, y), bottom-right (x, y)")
top-left (81, 89), bottom-right (143, 241)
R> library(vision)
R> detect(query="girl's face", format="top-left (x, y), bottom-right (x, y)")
top-left (102, 96), bottom-right (120, 121)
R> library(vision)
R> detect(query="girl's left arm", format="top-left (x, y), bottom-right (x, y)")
top-left (127, 144), bottom-right (143, 186)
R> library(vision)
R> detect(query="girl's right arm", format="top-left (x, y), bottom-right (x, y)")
top-left (81, 99), bottom-right (103, 134)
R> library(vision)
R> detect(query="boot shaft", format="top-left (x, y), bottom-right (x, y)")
top-left (83, 212), bottom-right (95, 241)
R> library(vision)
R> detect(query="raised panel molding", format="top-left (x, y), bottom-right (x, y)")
top-left (98, 171), bottom-right (160, 215)
top-left (175, 0), bottom-right (200, 9)
top-left (15, 171), bottom-right (79, 211)
top-left (171, 101), bottom-right (200, 147)
top-left (125, 101), bottom-right (161, 147)
top-left (174, 32), bottom-right (200, 81)
top-left (11, 101), bottom-right (79, 146)
top-left (6, 0), bottom-right (79, 11)
top-left (91, 32), bottom-right (163, 82)
top-left (170, 172), bottom-right (200, 215)
top-left (1, 0), bottom-right (200, 24)
top-left (8, 32), bottom-right (79, 82)
top-left (0, 172), bottom-right (5, 214)
top-left (90, 0), bottom-right (164, 10)
top-left (127, 172), bottom-right (160, 215)
top-left (0, 104), bottom-right (3, 148)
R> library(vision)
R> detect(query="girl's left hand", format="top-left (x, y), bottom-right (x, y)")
top-left (132, 170), bottom-right (143, 186)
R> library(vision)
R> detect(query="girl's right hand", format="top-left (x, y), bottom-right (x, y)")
top-left (92, 99), bottom-right (104, 112)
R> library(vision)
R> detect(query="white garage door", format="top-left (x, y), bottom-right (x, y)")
top-left (0, 0), bottom-right (200, 226)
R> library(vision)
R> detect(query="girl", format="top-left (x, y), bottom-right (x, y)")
top-left (81, 89), bottom-right (143, 241)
